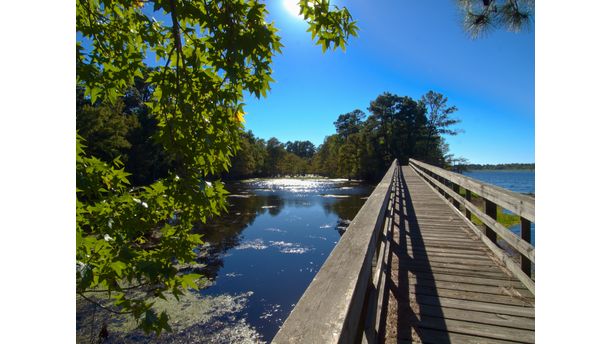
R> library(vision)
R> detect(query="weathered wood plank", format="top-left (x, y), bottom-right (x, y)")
top-left (418, 304), bottom-right (535, 330)
top-left (406, 285), bottom-right (534, 307)
top-left (413, 316), bottom-right (535, 343)
top-left (403, 255), bottom-right (513, 267)
top-left (397, 266), bottom-right (515, 281)
top-left (413, 295), bottom-right (535, 318)
top-left (414, 279), bottom-right (534, 301)
top-left (407, 271), bottom-right (529, 291)
top-left (400, 259), bottom-right (512, 274)
top-left (415, 328), bottom-right (528, 344)
top-left (407, 245), bottom-right (491, 256)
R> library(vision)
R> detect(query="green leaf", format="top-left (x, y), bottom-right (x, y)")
top-left (181, 273), bottom-right (201, 290)
top-left (90, 87), bottom-right (101, 104)
top-left (110, 261), bottom-right (127, 277)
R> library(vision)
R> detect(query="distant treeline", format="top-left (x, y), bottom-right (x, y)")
top-left (227, 91), bottom-right (462, 181)
top-left (77, 84), bottom-right (463, 184)
top-left (461, 163), bottom-right (535, 171)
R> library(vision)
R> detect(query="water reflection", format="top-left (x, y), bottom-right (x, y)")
top-left (76, 178), bottom-right (373, 343)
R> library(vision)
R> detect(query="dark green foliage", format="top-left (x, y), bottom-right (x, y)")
top-left (77, 75), bottom-right (173, 186)
top-left (76, 91), bottom-right (139, 163)
top-left (286, 140), bottom-right (316, 158)
top-left (224, 134), bottom-right (314, 179)
top-left (263, 137), bottom-right (287, 177)
top-left (418, 90), bottom-right (463, 166)
top-left (226, 130), bottom-right (267, 179)
top-left (367, 92), bottom-right (428, 167)
top-left (334, 110), bottom-right (365, 140)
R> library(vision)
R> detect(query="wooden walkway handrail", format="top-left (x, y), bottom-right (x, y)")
top-left (272, 160), bottom-right (399, 344)
top-left (409, 158), bottom-right (535, 293)
top-left (409, 159), bottom-right (534, 222)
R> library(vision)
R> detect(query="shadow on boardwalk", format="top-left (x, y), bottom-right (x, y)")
top-left (378, 167), bottom-right (451, 344)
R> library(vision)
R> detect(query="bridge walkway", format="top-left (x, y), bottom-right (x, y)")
top-left (379, 166), bottom-right (535, 343)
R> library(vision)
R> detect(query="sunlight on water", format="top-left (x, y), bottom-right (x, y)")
top-left (243, 178), bottom-right (351, 193)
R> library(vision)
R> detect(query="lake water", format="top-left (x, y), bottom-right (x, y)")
top-left (463, 170), bottom-right (535, 245)
top-left (463, 170), bottom-right (535, 194)
top-left (76, 178), bottom-right (374, 343)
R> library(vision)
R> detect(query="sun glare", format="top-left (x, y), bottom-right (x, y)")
top-left (283, 0), bottom-right (302, 18)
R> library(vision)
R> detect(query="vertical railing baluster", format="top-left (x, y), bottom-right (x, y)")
top-left (452, 183), bottom-right (460, 209)
top-left (521, 217), bottom-right (532, 278)
top-left (465, 190), bottom-right (472, 222)
top-left (484, 199), bottom-right (498, 244)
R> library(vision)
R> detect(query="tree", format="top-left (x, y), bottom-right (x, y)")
top-left (419, 90), bottom-right (462, 165)
top-left (457, 0), bottom-right (534, 38)
top-left (76, 0), bottom-right (357, 335)
top-left (334, 109), bottom-right (365, 140)
top-left (338, 133), bottom-right (362, 179)
top-left (313, 91), bottom-right (460, 180)
top-left (228, 130), bottom-right (267, 178)
top-left (286, 140), bottom-right (316, 158)
top-left (368, 92), bottom-right (428, 165)
top-left (279, 153), bottom-right (308, 176)
top-left (76, 96), bottom-right (139, 163)
top-left (263, 137), bottom-right (286, 176)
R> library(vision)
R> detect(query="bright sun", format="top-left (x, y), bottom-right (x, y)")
top-left (283, 0), bottom-right (302, 18)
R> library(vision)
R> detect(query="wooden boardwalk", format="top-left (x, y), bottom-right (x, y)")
top-left (273, 160), bottom-right (535, 344)
top-left (379, 166), bottom-right (535, 343)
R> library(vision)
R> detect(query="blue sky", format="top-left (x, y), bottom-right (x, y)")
top-left (242, 0), bottom-right (534, 164)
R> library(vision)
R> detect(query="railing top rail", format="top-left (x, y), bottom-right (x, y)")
top-left (272, 159), bottom-right (398, 344)
top-left (409, 159), bottom-right (535, 222)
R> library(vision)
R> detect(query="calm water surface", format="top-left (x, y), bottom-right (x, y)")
top-left (76, 178), bottom-right (373, 343)
top-left (463, 170), bottom-right (534, 194)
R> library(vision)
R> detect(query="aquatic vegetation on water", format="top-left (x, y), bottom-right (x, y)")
top-left (235, 239), bottom-right (269, 250)
top-left (76, 291), bottom-right (262, 343)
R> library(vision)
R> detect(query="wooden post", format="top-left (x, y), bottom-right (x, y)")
top-left (452, 183), bottom-right (460, 209)
top-left (485, 199), bottom-right (497, 244)
top-left (465, 190), bottom-right (472, 222)
top-left (520, 217), bottom-right (532, 278)
top-left (441, 177), bottom-right (449, 200)
top-left (434, 174), bottom-right (443, 194)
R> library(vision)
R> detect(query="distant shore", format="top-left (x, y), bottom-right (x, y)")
top-left (461, 163), bottom-right (535, 171)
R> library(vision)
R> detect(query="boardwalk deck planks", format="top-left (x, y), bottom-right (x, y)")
top-left (380, 167), bottom-right (534, 344)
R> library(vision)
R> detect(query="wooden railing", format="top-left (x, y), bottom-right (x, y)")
top-left (272, 160), bottom-right (399, 344)
top-left (409, 158), bottom-right (535, 293)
